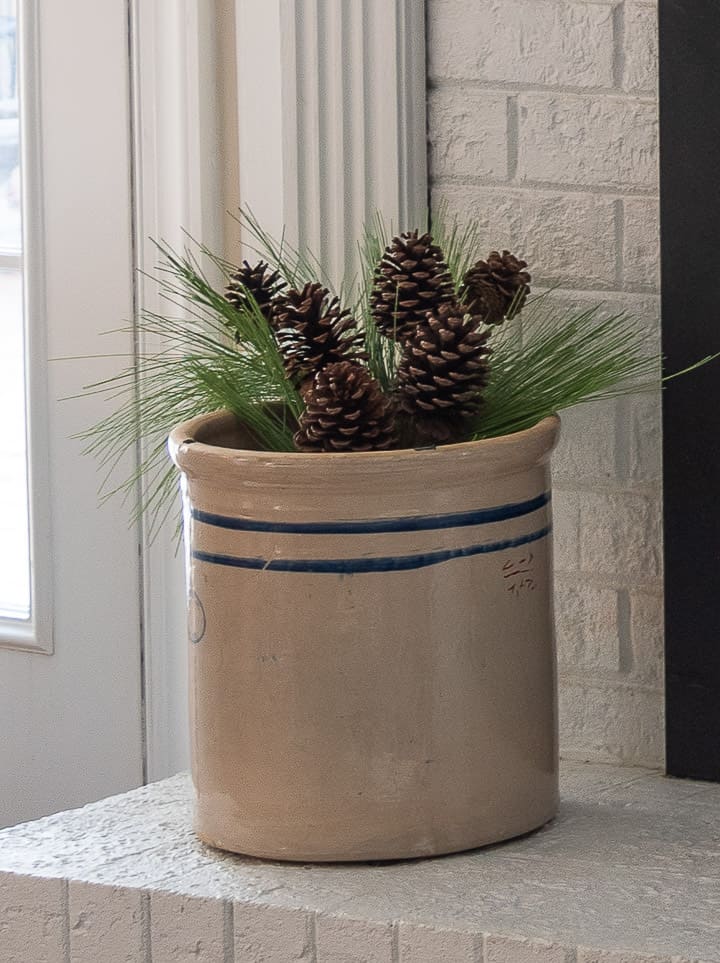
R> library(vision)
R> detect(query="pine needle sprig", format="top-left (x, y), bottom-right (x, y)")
top-left (469, 300), bottom-right (665, 440)
top-left (78, 344), bottom-right (297, 539)
top-left (430, 200), bottom-right (488, 296)
top-left (78, 208), bottom-right (720, 542)
top-left (231, 207), bottom-right (340, 297)
top-left (78, 237), bottom-right (306, 539)
top-left (360, 308), bottom-right (400, 394)
top-left (152, 241), bottom-right (303, 419)
top-left (79, 351), bottom-right (297, 540)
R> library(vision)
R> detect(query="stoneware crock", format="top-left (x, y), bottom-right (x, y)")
top-left (168, 410), bottom-right (561, 862)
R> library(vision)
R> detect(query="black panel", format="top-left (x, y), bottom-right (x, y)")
top-left (660, 0), bottom-right (720, 780)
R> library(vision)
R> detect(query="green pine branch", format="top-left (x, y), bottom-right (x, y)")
top-left (77, 210), bottom-right (718, 542)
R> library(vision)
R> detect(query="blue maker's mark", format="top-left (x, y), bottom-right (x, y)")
top-left (191, 492), bottom-right (550, 535)
top-left (191, 525), bottom-right (552, 575)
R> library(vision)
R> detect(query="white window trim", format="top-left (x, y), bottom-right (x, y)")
top-left (137, 0), bottom-right (428, 777)
top-left (0, 0), bottom-right (53, 653)
top-left (130, 0), bottom-right (227, 779)
top-left (236, 0), bottom-right (428, 279)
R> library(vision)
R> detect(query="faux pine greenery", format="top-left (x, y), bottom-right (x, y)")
top-left (79, 208), bottom-right (710, 536)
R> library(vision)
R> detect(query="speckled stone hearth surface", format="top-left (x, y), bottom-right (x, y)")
top-left (0, 762), bottom-right (718, 962)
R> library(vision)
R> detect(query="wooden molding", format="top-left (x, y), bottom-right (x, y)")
top-left (236, 0), bottom-right (428, 289)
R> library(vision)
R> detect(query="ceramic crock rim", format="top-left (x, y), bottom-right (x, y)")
top-left (168, 409), bottom-right (561, 474)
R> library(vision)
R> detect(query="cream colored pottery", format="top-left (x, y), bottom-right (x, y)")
top-left (169, 411), bottom-right (561, 862)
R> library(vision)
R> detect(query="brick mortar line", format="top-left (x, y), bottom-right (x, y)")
top-left (615, 198), bottom-right (625, 289)
top-left (552, 482), bottom-right (662, 502)
top-left (530, 278), bottom-right (659, 293)
top-left (309, 910), bottom-right (318, 962)
top-left (613, 394), bottom-right (631, 485)
top-left (558, 671), bottom-right (663, 695)
top-left (555, 574), bottom-right (662, 593)
top-left (507, 95), bottom-right (519, 181)
top-left (391, 920), bottom-right (400, 963)
top-left (618, 588), bottom-right (635, 673)
top-left (612, 281), bottom-right (660, 295)
top-left (481, 933), bottom-right (489, 960)
top-left (551, 486), bottom-right (662, 502)
top-left (552, 478), bottom-right (662, 492)
top-left (433, 175), bottom-right (659, 198)
top-left (558, 661), bottom-right (665, 701)
top-left (536, 286), bottom-right (660, 300)
top-left (556, 571), bottom-right (663, 594)
top-left (553, 477), bottom-right (662, 490)
top-left (514, 279), bottom-right (659, 294)
top-left (559, 670), bottom-right (663, 690)
top-left (141, 891), bottom-right (152, 963)
top-left (474, 931), bottom-right (485, 962)
top-left (61, 878), bottom-right (70, 963)
top-left (427, 77), bottom-right (656, 98)
top-left (223, 901), bottom-right (234, 963)
top-left (612, 0), bottom-right (627, 88)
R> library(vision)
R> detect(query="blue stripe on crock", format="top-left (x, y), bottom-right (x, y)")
top-left (191, 524), bottom-right (551, 574)
top-left (191, 491), bottom-right (550, 535)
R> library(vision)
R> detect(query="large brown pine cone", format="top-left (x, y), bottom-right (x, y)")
top-left (463, 250), bottom-right (531, 324)
top-left (370, 231), bottom-right (455, 342)
top-left (396, 301), bottom-right (491, 444)
top-left (225, 260), bottom-right (285, 322)
top-left (272, 283), bottom-right (366, 386)
top-left (294, 361), bottom-right (397, 452)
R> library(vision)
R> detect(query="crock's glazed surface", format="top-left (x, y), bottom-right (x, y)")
top-left (169, 412), bottom-right (561, 861)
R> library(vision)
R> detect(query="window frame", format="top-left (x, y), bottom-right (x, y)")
top-left (0, 0), bottom-right (53, 653)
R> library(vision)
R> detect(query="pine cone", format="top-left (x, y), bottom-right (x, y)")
top-left (272, 283), bottom-right (366, 386)
top-left (396, 301), bottom-right (491, 445)
top-left (294, 362), bottom-right (397, 452)
top-left (463, 251), bottom-right (531, 324)
top-left (371, 231), bottom-right (455, 342)
top-left (225, 260), bottom-right (285, 322)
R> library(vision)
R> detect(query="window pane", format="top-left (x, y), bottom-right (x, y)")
top-left (0, 3), bottom-right (18, 256)
top-left (0, 0), bottom-right (30, 620)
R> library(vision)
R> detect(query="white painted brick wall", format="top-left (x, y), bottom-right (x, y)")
top-left (428, 1), bottom-right (616, 89)
top-left (233, 902), bottom-right (313, 961)
top-left (484, 935), bottom-right (574, 963)
top-left (628, 589), bottom-right (664, 685)
top-left (623, 197), bottom-right (660, 289)
top-left (435, 184), bottom-right (618, 288)
top-left (428, 0), bottom-right (664, 765)
top-left (578, 491), bottom-right (662, 582)
top-left (517, 93), bottom-right (658, 190)
top-left (68, 883), bottom-right (145, 963)
top-left (555, 581), bottom-right (621, 672)
top-left (559, 680), bottom-right (664, 765)
top-left (429, 88), bottom-right (508, 180)
top-left (315, 915), bottom-right (396, 962)
top-left (0, 873), bottom-right (67, 963)
top-left (552, 399), bottom-right (618, 484)
top-left (150, 892), bottom-right (228, 961)
top-left (398, 923), bottom-right (480, 962)
top-left (623, 3), bottom-right (660, 93)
